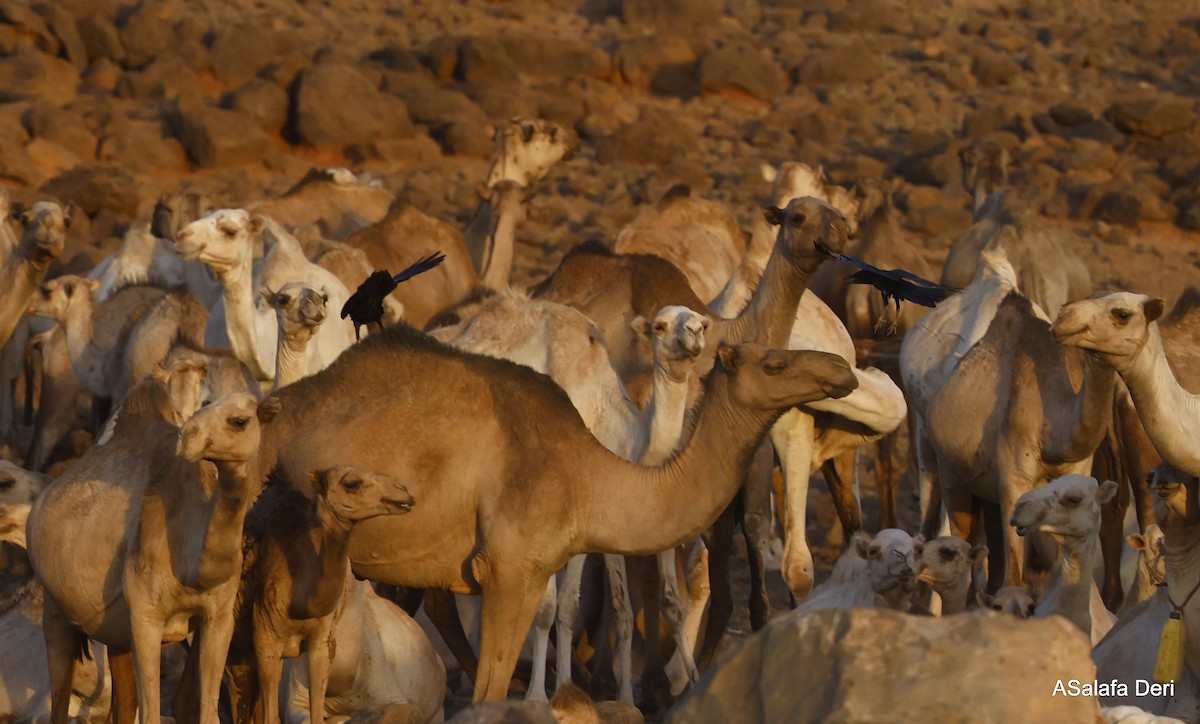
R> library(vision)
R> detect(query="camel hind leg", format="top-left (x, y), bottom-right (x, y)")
top-left (42, 596), bottom-right (84, 724)
top-left (527, 575), bottom-right (555, 701)
top-left (554, 555), bottom-right (587, 696)
top-left (601, 553), bottom-right (633, 703)
top-left (472, 556), bottom-right (554, 702)
top-left (657, 547), bottom-right (698, 685)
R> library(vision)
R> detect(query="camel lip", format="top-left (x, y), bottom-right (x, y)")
top-left (384, 497), bottom-right (414, 514)
top-left (1050, 322), bottom-right (1085, 343)
top-left (917, 570), bottom-right (938, 585)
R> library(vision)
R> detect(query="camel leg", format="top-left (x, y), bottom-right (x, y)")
top-left (741, 439), bottom-right (774, 630)
top-left (876, 429), bottom-right (901, 530)
top-left (43, 596), bottom-right (82, 724)
top-left (130, 614), bottom-right (165, 724)
top-left (527, 575), bottom-right (555, 702)
top-left (473, 568), bottom-right (551, 702)
top-left (915, 418), bottom-right (949, 540)
top-left (769, 410), bottom-right (817, 600)
top-left (196, 606), bottom-right (237, 724)
top-left (1115, 385), bottom-right (1158, 530)
top-left (997, 471), bottom-right (1027, 588)
top-left (658, 547), bottom-right (698, 683)
top-left (695, 502), bottom-right (734, 670)
top-left (426, 588), bottom-right (478, 684)
top-left (639, 553), bottom-right (674, 713)
top-left (822, 451), bottom-right (863, 540)
top-left (254, 634), bottom-right (283, 724)
top-left (554, 554), bottom-right (586, 696)
top-left (110, 647), bottom-right (139, 724)
top-left (306, 628), bottom-right (334, 724)
top-left (601, 553), bottom-right (633, 703)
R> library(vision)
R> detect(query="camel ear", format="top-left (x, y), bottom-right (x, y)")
top-left (1096, 479), bottom-right (1119, 504)
top-left (968, 544), bottom-right (988, 566)
top-left (1127, 533), bottom-right (1147, 552)
top-left (760, 163), bottom-right (777, 183)
top-left (247, 215), bottom-right (266, 235)
top-left (716, 345), bottom-right (739, 372)
top-left (87, 279), bottom-right (100, 292)
top-left (630, 315), bottom-right (649, 338)
top-left (762, 206), bottom-right (785, 227)
top-left (851, 531), bottom-right (872, 559)
top-left (257, 395), bottom-right (281, 423)
top-left (1144, 297), bottom-right (1165, 322)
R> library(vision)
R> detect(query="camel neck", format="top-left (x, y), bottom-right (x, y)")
top-left (1043, 351), bottom-right (1115, 464)
top-left (1116, 325), bottom-right (1200, 475)
top-left (195, 459), bottom-right (257, 589)
top-left (636, 361), bottom-right (692, 465)
top-left (272, 329), bottom-right (312, 392)
top-left (722, 244), bottom-right (810, 350)
top-left (479, 198), bottom-right (518, 290)
top-left (935, 579), bottom-right (970, 615)
top-left (708, 218), bottom-right (775, 318)
top-left (62, 294), bottom-right (97, 374)
top-left (1047, 532), bottom-right (1099, 636)
top-left (218, 254), bottom-right (272, 382)
top-left (1164, 522), bottom-right (1200, 674)
top-left (295, 513), bottom-right (353, 620)
top-left (577, 375), bottom-right (776, 555)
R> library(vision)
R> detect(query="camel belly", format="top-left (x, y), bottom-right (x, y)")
top-left (345, 514), bottom-right (477, 591)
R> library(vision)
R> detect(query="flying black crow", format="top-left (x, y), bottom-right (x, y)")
top-left (341, 252), bottom-right (446, 340)
top-left (814, 240), bottom-right (958, 332)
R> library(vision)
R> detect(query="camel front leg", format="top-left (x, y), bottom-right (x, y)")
top-left (821, 450), bottom-right (863, 542)
top-left (306, 627), bottom-right (335, 724)
top-left (42, 596), bottom-right (81, 724)
top-left (254, 632), bottom-right (284, 724)
top-left (473, 567), bottom-right (551, 702)
top-left (695, 503), bottom-right (734, 670)
top-left (110, 647), bottom-right (139, 724)
top-left (741, 439), bottom-right (774, 629)
top-left (526, 574), bottom-right (556, 701)
top-left (602, 553), bottom-right (633, 703)
top-left (769, 410), bottom-right (816, 600)
top-left (915, 416), bottom-right (949, 540)
top-left (876, 428), bottom-right (901, 530)
top-left (197, 604), bottom-right (236, 724)
top-left (426, 589), bottom-right (477, 684)
top-left (129, 613), bottom-right (165, 724)
top-left (657, 548), bottom-right (698, 684)
top-left (997, 472), bottom-right (1027, 588)
top-left (554, 554), bottom-right (586, 696)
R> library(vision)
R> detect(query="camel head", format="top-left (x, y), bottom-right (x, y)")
top-left (959, 140), bottom-right (1010, 206)
top-left (0, 460), bottom-right (51, 506)
top-left (485, 117), bottom-right (579, 189)
top-left (152, 188), bottom-right (217, 241)
top-left (917, 535), bottom-right (987, 592)
top-left (715, 343), bottom-right (857, 410)
top-left (0, 502), bottom-right (31, 549)
top-left (1010, 474), bottom-right (1117, 543)
top-left (18, 201), bottom-right (69, 262)
top-left (851, 528), bottom-right (925, 598)
top-left (153, 354), bottom-right (210, 426)
top-left (1051, 292), bottom-right (1166, 365)
top-left (1128, 523), bottom-right (1166, 588)
top-left (174, 209), bottom-right (264, 272)
top-left (1150, 461), bottom-right (1200, 531)
top-left (311, 464), bottom-right (415, 529)
top-left (977, 585), bottom-right (1036, 618)
top-left (639, 305), bottom-right (710, 381)
top-left (762, 196), bottom-right (850, 274)
top-left (29, 274), bottom-right (99, 322)
top-left (264, 282), bottom-right (328, 346)
top-left (177, 392), bottom-right (276, 464)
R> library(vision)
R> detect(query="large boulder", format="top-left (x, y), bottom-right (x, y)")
top-left (622, 0), bottom-right (722, 32)
top-left (178, 106), bottom-right (275, 168)
top-left (596, 107), bottom-right (698, 165)
top-left (0, 45), bottom-right (79, 105)
top-left (224, 79), bottom-right (290, 133)
top-left (1106, 95), bottom-right (1197, 139)
top-left (794, 42), bottom-right (883, 86)
top-left (291, 63), bottom-right (414, 147)
top-left (118, 0), bottom-right (182, 68)
top-left (697, 41), bottom-right (787, 102)
top-left (41, 164), bottom-right (141, 218)
top-left (668, 609), bottom-right (1101, 723)
top-left (497, 34), bottom-right (609, 80)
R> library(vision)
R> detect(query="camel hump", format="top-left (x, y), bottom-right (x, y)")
top-left (1166, 286), bottom-right (1200, 324)
top-left (656, 183), bottom-right (693, 208)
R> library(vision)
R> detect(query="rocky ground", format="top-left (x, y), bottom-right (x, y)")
top-left (3, 0), bottom-right (1200, 718)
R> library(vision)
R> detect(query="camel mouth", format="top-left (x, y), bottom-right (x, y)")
top-left (1155, 484), bottom-right (1181, 499)
top-left (917, 570), bottom-right (939, 585)
top-left (384, 497), bottom-right (414, 514)
top-left (1012, 523), bottom-right (1033, 537)
top-left (1050, 322), bottom-right (1086, 344)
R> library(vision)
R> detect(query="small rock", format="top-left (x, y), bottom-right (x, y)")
top-left (178, 106), bottom-right (275, 168)
top-left (615, 34), bottom-right (696, 89)
top-left (209, 24), bottom-right (276, 87)
top-left (82, 57), bottom-right (121, 91)
top-left (622, 0), bottom-right (722, 31)
top-left (41, 164), bottom-right (141, 218)
top-left (224, 79), bottom-right (289, 133)
top-left (962, 104), bottom-right (1009, 138)
top-left (96, 123), bottom-right (189, 172)
top-left (118, 0), bottom-right (181, 69)
top-left (826, 0), bottom-right (906, 33)
top-left (114, 55), bottom-right (204, 102)
top-left (595, 107), bottom-right (698, 165)
top-left (497, 34), bottom-right (609, 79)
top-left (292, 63), bottom-right (414, 147)
top-left (47, 6), bottom-right (88, 71)
top-left (794, 43), bottom-right (883, 86)
top-left (76, 14), bottom-right (125, 66)
top-left (969, 44), bottom-right (1023, 86)
top-left (0, 46), bottom-right (80, 105)
top-left (1106, 95), bottom-right (1197, 138)
top-left (697, 41), bottom-right (787, 102)
top-left (447, 701), bottom-right (557, 723)
top-left (457, 36), bottom-right (519, 84)
top-left (25, 104), bottom-right (96, 160)
top-left (1049, 103), bottom-right (1094, 128)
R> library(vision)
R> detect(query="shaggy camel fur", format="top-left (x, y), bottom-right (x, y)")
top-left (1094, 463), bottom-right (1200, 717)
top-left (265, 283), bottom-right (329, 390)
top-left (796, 530), bottom-right (923, 612)
top-left (26, 386), bottom-right (274, 723)
top-left (431, 294), bottom-right (708, 702)
top-left (926, 292), bottom-right (1114, 589)
top-left (257, 327), bottom-right (857, 702)
top-left (0, 202), bottom-right (68, 351)
top-left (916, 536), bottom-right (987, 615)
top-left (234, 466), bottom-right (415, 724)
top-left (977, 585), bottom-right (1036, 618)
top-left (1011, 474), bottom-right (1118, 643)
top-left (247, 167), bottom-right (394, 240)
top-left (0, 501), bottom-right (111, 723)
top-left (942, 140), bottom-right (1091, 319)
top-left (175, 210), bottom-right (354, 384)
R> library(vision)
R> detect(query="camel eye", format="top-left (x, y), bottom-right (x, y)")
top-left (763, 360), bottom-right (785, 376)
top-left (343, 477), bottom-right (361, 492)
top-left (221, 226), bottom-right (237, 239)
top-left (229, 416), bottom-right (249, 430)
top-left (1112, 309), bottom-right (1131, 323)
top-left (1062, 495), bottom-right (1082, 507)
top-left (938, 548), bottom-right (957, 562)
top-left (0, 477), bottom-right (12, 490)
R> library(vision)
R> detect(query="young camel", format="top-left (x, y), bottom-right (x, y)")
top-left (0, 501), bottom-right (112, 723)
top-left (256, 328), bottom-right (858, 703)
top-left (0, 202), bottom-right (68, 350)
top-left (1122, 524), bottom-right (1166, 612)
top-left (265, 282), bottom-right (329, 390)
top-left (174, 210), bottom-right (354, 384)
top-left (977, 586), bottom-right (1036, 618)
top-left (796, 529), bottom-right (924, 612)
top-left (1010, 474), bottom-right (1118, 644)
top-left (236, 465), bottom-right (415, 724)
top-left (431, 294), bottom-right (709, 701)
top-left (26, 386), bottom-right (273, 723)
top-left (916, 536), bottom-right (988, 615)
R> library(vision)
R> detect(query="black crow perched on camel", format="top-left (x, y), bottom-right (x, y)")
top-left (341, 252), bottom-right (446, 339)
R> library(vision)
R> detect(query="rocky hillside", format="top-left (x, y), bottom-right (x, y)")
top-left (1, 0), bottom-right (1198, 298)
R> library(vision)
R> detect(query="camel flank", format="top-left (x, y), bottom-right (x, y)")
top-left (256, 322), bottom-right (857, 701)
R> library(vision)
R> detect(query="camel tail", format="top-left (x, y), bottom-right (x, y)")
top-left (72, 626), bottom-right (93, 662)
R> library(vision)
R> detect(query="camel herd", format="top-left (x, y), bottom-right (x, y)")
top-left (0, 115), bottom-right (1197, 723)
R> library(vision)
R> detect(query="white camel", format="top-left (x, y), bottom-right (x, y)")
top-left (796, 529), bottom-right (924, 612)
top-left (264, 282), bottom-right (329, 390)
top-left (173, 210), bottom-right (355, 384)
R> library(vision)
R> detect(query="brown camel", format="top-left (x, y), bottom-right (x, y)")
top-left (925, 292), bottom-right (1115, 589)
top-left (26, 384), bottom-right (273, 723)
top-left (256, 327), bottom-right (857, 702)
top-left (247, 167), bottom-right (395, 240)
top-left (233, 465), bottom-right (414, 724)
top-left (0, 202), bottom-right (68, 351)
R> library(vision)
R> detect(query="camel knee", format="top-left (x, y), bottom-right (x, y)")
top-left (782, 541), bottom-right (815, 600)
